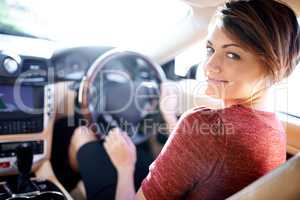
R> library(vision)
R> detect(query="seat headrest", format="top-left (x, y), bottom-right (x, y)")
top-left (227, 152), bottom-right (300, 200)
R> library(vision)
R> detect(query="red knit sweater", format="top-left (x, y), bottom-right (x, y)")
top-left (142, 105), bottom-right (286, 200)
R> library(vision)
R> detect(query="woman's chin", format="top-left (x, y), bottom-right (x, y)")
top-left (205, 87), bottom-right (221, 99)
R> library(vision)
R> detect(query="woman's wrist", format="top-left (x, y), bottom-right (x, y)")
top-left (162, 111), bottom-right (177, 121)
top-left (162, 112), bottom-right (177, 124)
top-left (117, 166), bottom-right (135, 177)
top-left (116, 167), bottom-right (136, 200)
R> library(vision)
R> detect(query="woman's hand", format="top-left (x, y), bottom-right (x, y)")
top-left (159, 81), bottom-right (180, 133)
top-left (103, 128), bottom-right (137, 174)
top-left (159, 81), bottom-right (180, 118)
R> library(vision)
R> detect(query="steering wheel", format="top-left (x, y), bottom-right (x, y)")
top-left (78, 49), bottom-right (166, 144)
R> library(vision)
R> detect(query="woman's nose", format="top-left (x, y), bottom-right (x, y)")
top-left (203, 54), bottom-right (221, 74)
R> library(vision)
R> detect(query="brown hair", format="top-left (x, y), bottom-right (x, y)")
top-left (215, 0), bottom-right (300, 82)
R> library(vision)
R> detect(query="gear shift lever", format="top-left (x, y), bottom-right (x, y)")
top-left (15, 143), bottom-right (35, 193)
top-left (2, 142), bottom-right (66, 199)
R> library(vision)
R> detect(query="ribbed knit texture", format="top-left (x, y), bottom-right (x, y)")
top-left (142, 105), bottom-right (286, 200)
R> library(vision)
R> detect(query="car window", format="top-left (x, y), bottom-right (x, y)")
top-left (174, 40), bottom-right (205, 77)
top-left (276, 18), bottom-right (300, 117)
top-left (278, 66), bottom-right (300, 117)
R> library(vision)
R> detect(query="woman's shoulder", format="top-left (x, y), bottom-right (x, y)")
top-left (185, 104), bottom-right (277, 119)
top-left (179, 104), bottom-right (282, 134)
top-left (176, 106), bottom-right (224, 134)
top-left (180, 106), bottom-right (223, 122)
top-left (178, 107), bottom-right (209, 123)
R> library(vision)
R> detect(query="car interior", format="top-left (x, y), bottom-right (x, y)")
top-left (0, 0), bottom-right (300, 199)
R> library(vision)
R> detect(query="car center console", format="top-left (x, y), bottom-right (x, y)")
top-left (0, 52), bottom-right (51, 174)
top-left (0, 85), bottom-right (44, 135)
top-left (0, 51), bottom-right (67, 199)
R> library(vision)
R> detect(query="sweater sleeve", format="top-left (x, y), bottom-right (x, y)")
top-left (141, 109), bottom-right (225, 200)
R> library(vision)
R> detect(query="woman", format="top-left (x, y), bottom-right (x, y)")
top-left (103, 0), bottom-right (300, 199)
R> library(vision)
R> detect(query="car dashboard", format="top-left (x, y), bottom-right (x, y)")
top-left (0, 34), bottom-right (125, 199)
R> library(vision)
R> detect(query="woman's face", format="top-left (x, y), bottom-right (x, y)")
top-left (203, 25), bottom-right (267, 103)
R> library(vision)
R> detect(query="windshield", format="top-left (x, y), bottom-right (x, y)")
top-left (0, 0), bottom-right (191, 46)
top-left (0, 0), bottom-right (42, 38)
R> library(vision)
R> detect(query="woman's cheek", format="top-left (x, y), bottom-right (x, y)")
top-left (224, 84), bottom-right (242, 99)
top-left (205, 82), bottom-right (232, 99)
top-left (205, 83), bottom-right (218, 97)
top-left (224, 82), bottom-right (255, 100)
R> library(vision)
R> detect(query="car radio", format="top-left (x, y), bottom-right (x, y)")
top-left (0, 85), bottom-right (44, 135)
top-left (0, 51), bottom-right (50, 135)
top-left (0, 141), bottom-right (44, 158)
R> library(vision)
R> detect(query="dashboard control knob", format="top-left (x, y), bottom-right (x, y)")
top-left (3, 57), bottom-right (19, 74)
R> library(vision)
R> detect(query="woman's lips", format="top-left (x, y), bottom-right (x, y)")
top-left (207, 78), bottom-right (231, 85)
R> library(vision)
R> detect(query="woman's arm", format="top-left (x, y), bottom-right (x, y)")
top-left (104, 128), bottom-right (143, 200)
top-left (115, 169), bottom-right (135, 200)
top-left (115, 170), bottom-right (146, 200)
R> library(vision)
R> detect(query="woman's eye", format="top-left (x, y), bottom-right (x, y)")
top-left (206, 46), bottom-right (214, 56)
top-left (227, 52), bottom-right (241, 60)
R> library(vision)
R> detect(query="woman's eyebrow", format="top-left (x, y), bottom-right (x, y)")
top-left (207, 40), bottom-right (213, 46)
top-left (207, 40), bottom-right (243, 49)
top-left (222, 44), bottom-right (243, 49)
